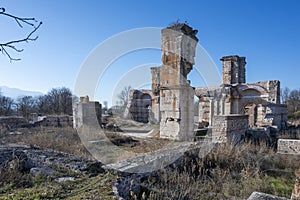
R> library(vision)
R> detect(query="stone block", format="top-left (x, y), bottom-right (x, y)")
top-left (212, 114), bottom-right (248, 143)
top-left (277, 139), bottom-right (300, 155)
top-left (248, 192), bottom-right (288, 200)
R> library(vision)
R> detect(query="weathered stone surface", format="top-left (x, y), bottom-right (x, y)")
top-left (55, 177), bottom-right (75, 183)
top-left (212, 114), bottom-right (248, 143)
top-left (196, 55), bottom-right (287, 131)
top-left (221, 55), bottom-right (246, 85)
top-left (248, 192), bottom-right (288, 200)
top-left (72, 96), bottom-right (102, 128)
top-left (105, 140), bottom-right (214, 199)
top-left (30, 167), bottom-right (55, 177)
top-left (159, 24), bottom-right (198, 141)
top-left (277, 139), bottom-right (300, 155)
top-left (119, 24), bottom-right (288, 143)
top-left (0, 144), bottom-right (104, 177)
top-left (125, 90), bottom-right (153, 123)
top-left (104, 141), bottom-right (194, 174)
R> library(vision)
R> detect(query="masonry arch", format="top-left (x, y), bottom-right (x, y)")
top-left (237, 84), bottom-right (268, 97)
top-left (129, 91), bottom-right (152, 123)
top-left (238, 87), bottom-right (269, 128)
top-left (139, 93), bottom-right (151, 123)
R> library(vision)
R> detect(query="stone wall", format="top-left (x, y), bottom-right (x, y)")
top-left (38, 115), bottom-right (73, 127)
top-left (0, 116), bottom-right (28, 128)
top-left (212, 114), bottom-right (248, 143)
top-left (277, 139), bottom-right (300, 154)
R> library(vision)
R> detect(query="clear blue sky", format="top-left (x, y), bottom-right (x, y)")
top-left (0, 0), bottom-right (299, 105)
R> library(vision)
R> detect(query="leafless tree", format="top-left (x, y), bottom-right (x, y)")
top-left (281, 87), bottom-right (290, 104)
top-left (0, 95), bottom-right (14, 116)
top-left (17, 96), bottom-right (38, 119)
top-left (0, 7), bottom-right (42, 62)
top-left (117, 86), bottom-right (132, 107)
top-left (37, 87), bottom-right (73, 115)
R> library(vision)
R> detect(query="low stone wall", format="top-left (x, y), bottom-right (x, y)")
top-left (277, 139), bottom-right (300, 154)
top-left (38, 115), bottom-right (73, 127)
top-left (212, 115), bottom-right (248, 143)
top-left (0, 116), bottom-right (28, 129)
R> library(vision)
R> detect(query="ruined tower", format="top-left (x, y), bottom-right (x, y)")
top-left (221, 55), bottom-right (246, 85)
top-left (159, 24), bottom-right (198, 140)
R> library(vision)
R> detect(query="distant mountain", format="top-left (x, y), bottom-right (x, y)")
top-left (0, 86), bottom-right (44, 99)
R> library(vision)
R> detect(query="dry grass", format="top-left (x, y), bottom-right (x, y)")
top-left (0, 125), bottom-right (171, 160)
top-left (278, 128), bottom-right (300, 139)
top-left (144, 143), bottom-right (300, 199)
top-left (1, 125), bottom-right (299, 199)
top-left (0, 126), bottom-right (92, 158)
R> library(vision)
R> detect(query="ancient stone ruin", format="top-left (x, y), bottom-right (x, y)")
top-left (196, 55), bottom-right (287, 142)
top-left (126, 23), bottom-right (287, 142)
top-left (72, 96), bottom-right (102, 128)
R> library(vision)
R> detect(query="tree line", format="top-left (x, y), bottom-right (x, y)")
top-left (0, 87), bottom-right (72, 119)
top-left (281, 87), bottom-right (300, 120)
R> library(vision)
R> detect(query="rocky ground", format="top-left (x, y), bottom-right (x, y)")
top-left (0, 125), bottom-right (299, 199)
top-left (0, 126), bottom-right (170, 199)
top-left (0, 143), bottom-right (117, 199)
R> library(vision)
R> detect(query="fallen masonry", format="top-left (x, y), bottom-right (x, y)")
top-left (0, 144), bottom-right (104, 178)
top-left (247, 192), bottom-right (288, 200)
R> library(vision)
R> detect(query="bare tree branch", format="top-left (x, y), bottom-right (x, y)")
top-left (0, 7), bottom-right (42, 62)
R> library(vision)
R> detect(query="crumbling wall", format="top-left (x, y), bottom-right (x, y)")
top-left (221, 55), bottom-right (246, 85)
top-left (212, 115), bottom-right (248, 143)
top-left (73, 96), bottom-right (102, 128)
top-left (0, 116), bottom-right (28, 129)
top-left (38, 115), bottom-right (73, 127)
top-left (159, 24), bottom-right (198, 141)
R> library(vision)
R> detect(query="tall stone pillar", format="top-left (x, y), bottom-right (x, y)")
top-left (209, 97), bottom-right (214, 127)
top-left (221, 94), bottom-right (226, 115)
top-left (159, 24), bottom-right (198, 141)
top-left (198, 101), bottom-right (205, 122)
top-left (216, 99), bottom-right (220, 115)
top-left (151, 67), bottom-right (161, 124)
top-left (221, 55), bottom-right (246, 85)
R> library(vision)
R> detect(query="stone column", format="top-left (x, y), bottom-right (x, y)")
top-left (234, 96), bottom-right (240, 114)
top-left (216, 99), bottom-right (220, 115)
top-left (209, 97), bottom-right (214, 127)
top-left (221, 94), bottom-right (226, 115)
top-left (198, 101), bottom-right (205, 122)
